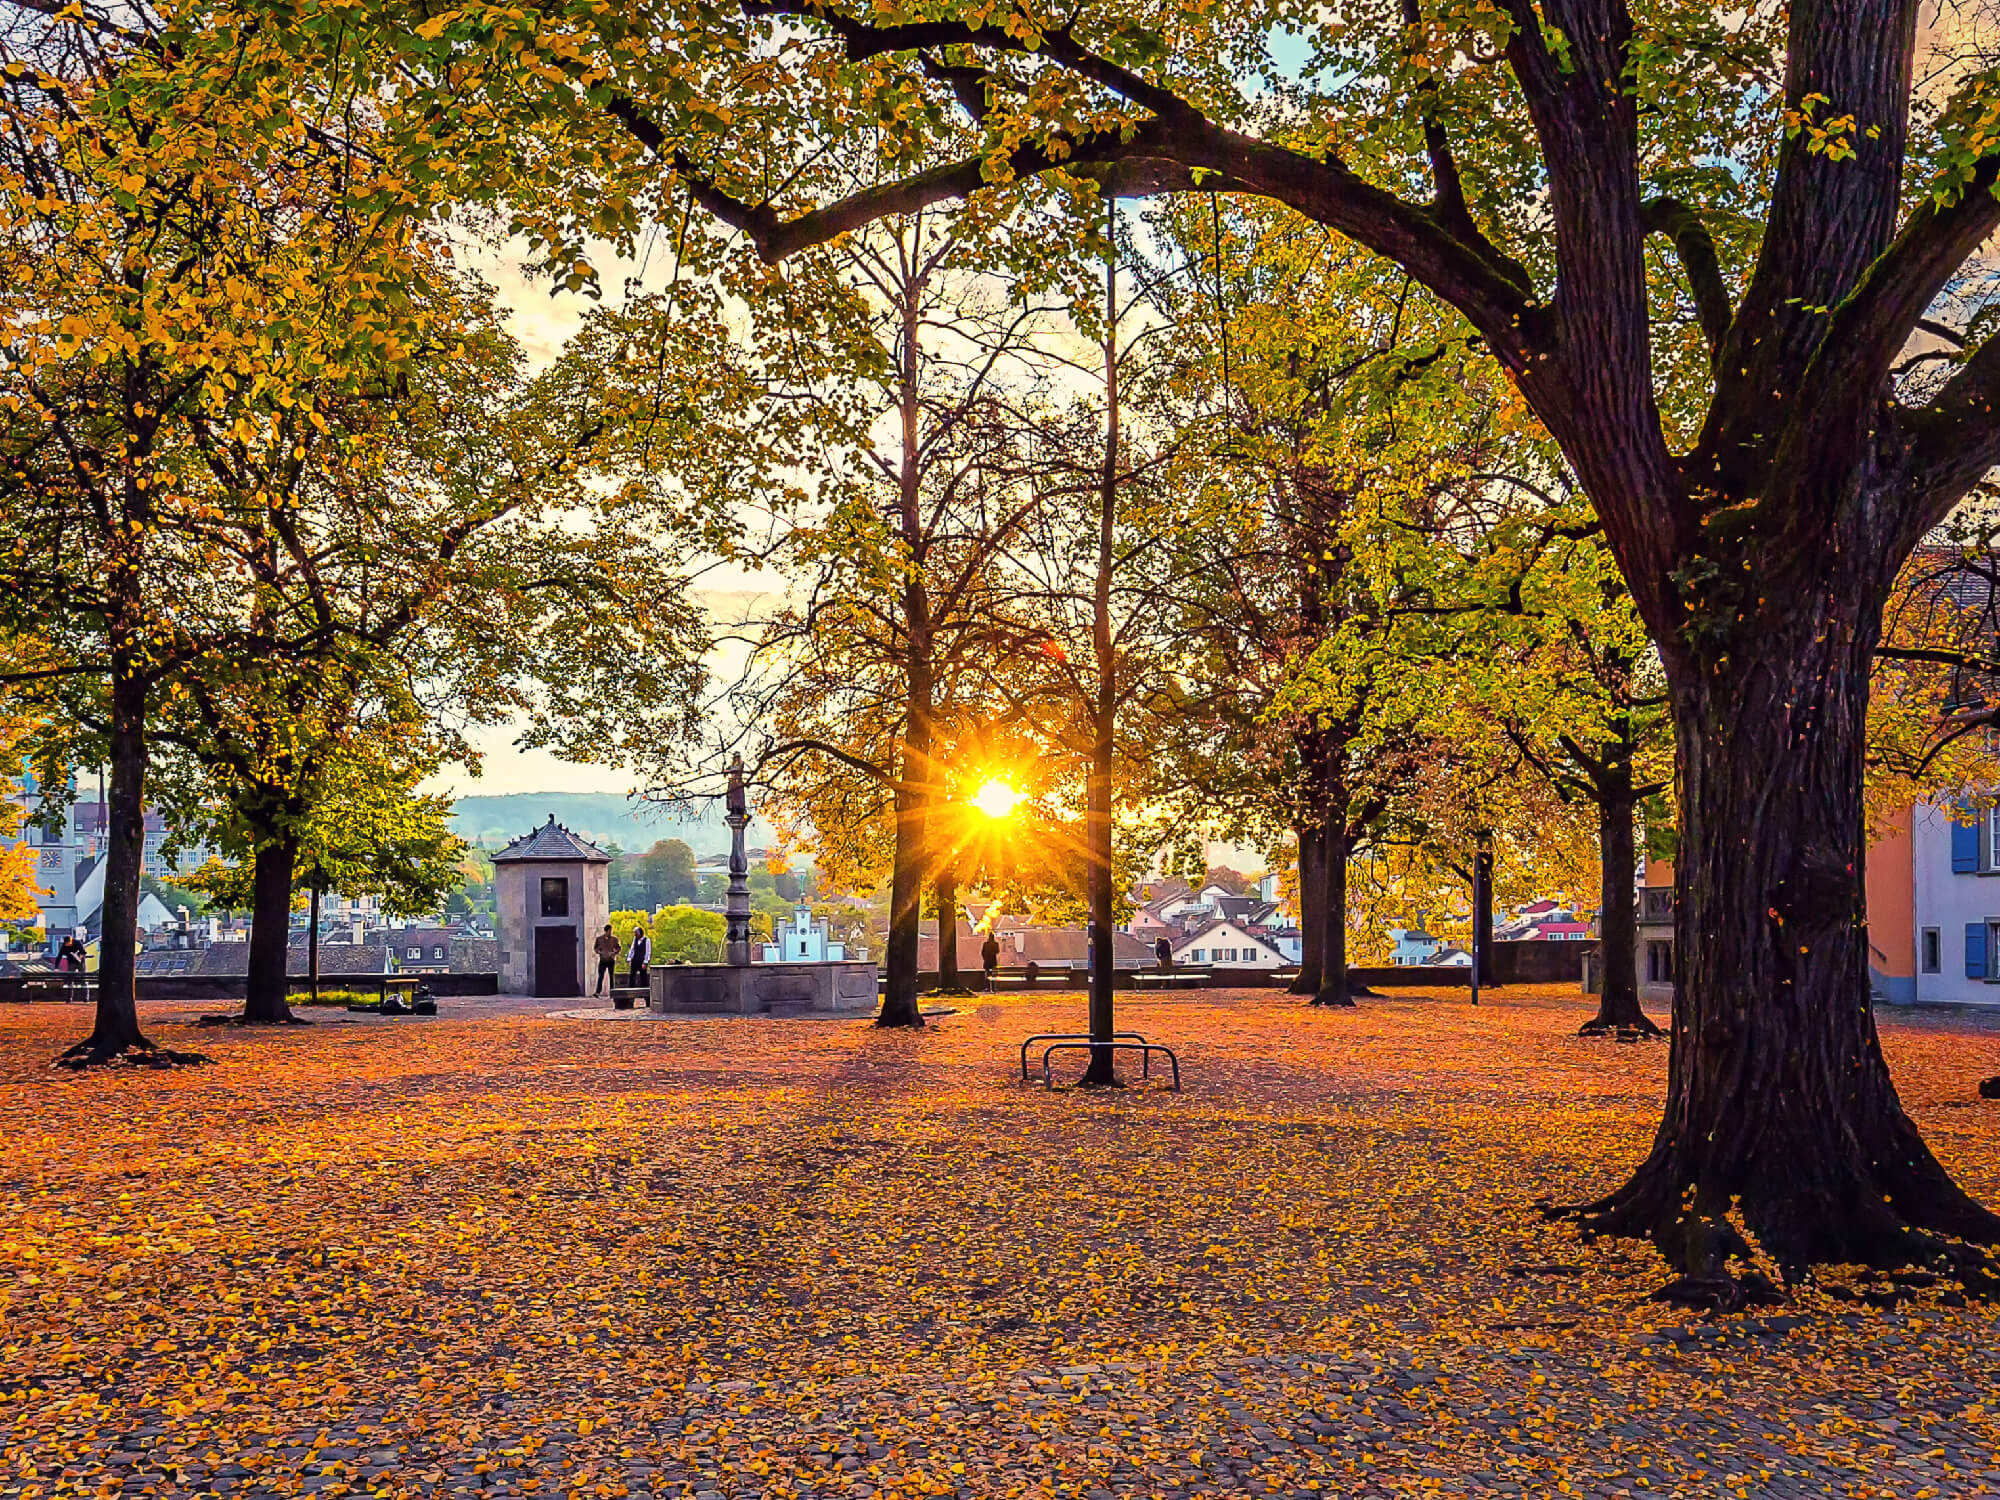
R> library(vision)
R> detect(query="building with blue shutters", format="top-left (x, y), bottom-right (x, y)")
top-left (1908, 800), bottom-right (2000, 1006)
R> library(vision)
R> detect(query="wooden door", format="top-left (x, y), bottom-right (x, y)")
top-left (534, 925), bottom-right (579, 998)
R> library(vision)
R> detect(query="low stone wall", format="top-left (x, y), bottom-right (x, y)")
top-left (1489, 940), bottom-right (1587, 984)
top-left (135, 973), bottom-right (500, 1003)
top-left (923, 966), bottom-right (1300, 992)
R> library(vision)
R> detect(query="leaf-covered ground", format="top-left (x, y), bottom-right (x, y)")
top-left (4, 987), bottom-right (2000, 1499)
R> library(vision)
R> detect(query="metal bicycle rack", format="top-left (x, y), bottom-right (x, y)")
top-left (1020, 1031), bottom-right (1151, 1082)
top-left (1039, 1040), bottom-right (1182, 1093)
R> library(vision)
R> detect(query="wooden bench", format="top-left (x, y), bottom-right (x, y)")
top-left (0, 969), bottom-right (94, 1003)
top-left (1132, 970), bottom-right (1212, 990)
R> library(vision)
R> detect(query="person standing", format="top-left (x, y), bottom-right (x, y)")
top-left (980, 929), bottom-right (1001, 989)
top-left (627, 923), bottom-right (652, 988)
top-left (55, 933), bottom-right (89, 1003)
top-left (1154, 935), bottom-right (1173, 972)
top-left (592, 924), bottom-right (620, 996)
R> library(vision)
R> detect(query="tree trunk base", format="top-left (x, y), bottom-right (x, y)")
top-left (1287, 975), bottom-right (1319, 996)
top-left (240, 1003), bottom-right (301, 1026)
top-left (1075, 1073), bottom-right (1126, 1090)
top-left (1308, 989), bottom-right (1356, 1007)
top-left (56, 1038), bottom-right (210, 1070)
top-left (1549, 1105), bottom-right (2000, 1297)
top-left (874, 1010), bottom-right (925, 1030)
top-left (1649, 1273), bottom-right (1786, 1312)
top-left (1577, 1013), bottom-right (1664, 1039)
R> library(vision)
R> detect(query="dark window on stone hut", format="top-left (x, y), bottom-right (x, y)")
top-left (541, 877), bottom-right (570, 917)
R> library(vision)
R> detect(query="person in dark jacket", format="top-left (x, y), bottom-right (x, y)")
top-left (592, 925), bottom-right (621, 995)
top-left (980, 930), bottom-right (1001, 988)
top-left (627, 924), bottom-right (652, 987)
top-left (1154, 935), bottom-right (1174, 971)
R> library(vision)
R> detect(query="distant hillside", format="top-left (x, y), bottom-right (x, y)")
top-left (450, 792), bottom-right (734, 855)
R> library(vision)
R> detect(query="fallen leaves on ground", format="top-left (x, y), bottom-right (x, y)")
top-left (3, 987), bottom-right (2000, 1499)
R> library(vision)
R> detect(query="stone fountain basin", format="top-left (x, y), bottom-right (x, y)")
top-left (648, 960), bottom-right (879, 1015)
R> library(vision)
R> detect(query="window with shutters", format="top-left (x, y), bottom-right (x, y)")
top-left (1953, 809), bottom-right (1985, 874)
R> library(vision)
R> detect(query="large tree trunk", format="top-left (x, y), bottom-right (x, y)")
top-left (1311, 821), bottom-right (1354, 1006)
top-left (243, 836), bottom-right (299, 1024)
top-left (61, 664), bottom-right (160, 1064)
top-left (1563, 596), bottom-right (2000, 1294)
top-left (1581, 771), bottom-right (1658, 1035)
top-left (935, 863), bottom-right (959, 989)
top-left (1290, 820), bottom-right (1325, 995)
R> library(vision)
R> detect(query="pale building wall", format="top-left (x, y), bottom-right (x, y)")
top-left (1911, 801), bottom-right (2000, 1007)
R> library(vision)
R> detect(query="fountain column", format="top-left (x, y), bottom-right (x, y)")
top-left (724, 754), bottom-right (753, 967)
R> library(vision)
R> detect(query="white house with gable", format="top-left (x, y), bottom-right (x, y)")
top-left (1171, 918), bottom-right (1291, 969)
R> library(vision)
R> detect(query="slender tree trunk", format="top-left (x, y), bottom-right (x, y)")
top-left (1081, 705), bottom-right (1118, 1085)
top-left (1290, 820), bottom-right (1325, 995)
top-left (309, 876), bottom-right (322, 1005)
top-left (1079, 214), bottom-right (1122, 1088)
top-left (1312, 821), bottom-right (1354, 1006)
top-left (879, 259), bottom-right (931, 1031)
top-left (935, 862), bottom-right (959, 989)
top-left (1581, 769), bottom-right (1657, 1034)
top-left (243, 836), bottom-right (299, 1024)
top-left (62, 661), bottom-right (155, 1063)
top-left (1561, 598), bottom-right (2000, 1292)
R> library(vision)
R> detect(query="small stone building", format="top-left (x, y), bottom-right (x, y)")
top-left (493, 818), bottom-right (611, 998)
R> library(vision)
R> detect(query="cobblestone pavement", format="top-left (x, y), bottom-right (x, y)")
top-left (3, 989), bottom-right (1999, 1499)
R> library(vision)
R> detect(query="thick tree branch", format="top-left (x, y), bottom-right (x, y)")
top-left (1398, 0), bottom-right (1478, 248)
top-left (1641, 195), bottom-right (1731, 362)
top-left (601, 8), bottom-right (1542, 365)
top-left (1783, 154), bottom-right (2000, 491)
top-left (1897, 319), bottom-right (2000, 538)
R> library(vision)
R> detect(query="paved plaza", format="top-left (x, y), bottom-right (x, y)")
top-left (3, 989), bottom-right (1999, 1498)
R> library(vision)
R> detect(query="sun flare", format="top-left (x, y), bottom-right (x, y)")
top-left (970, 777), bottom-right (1024, 820)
